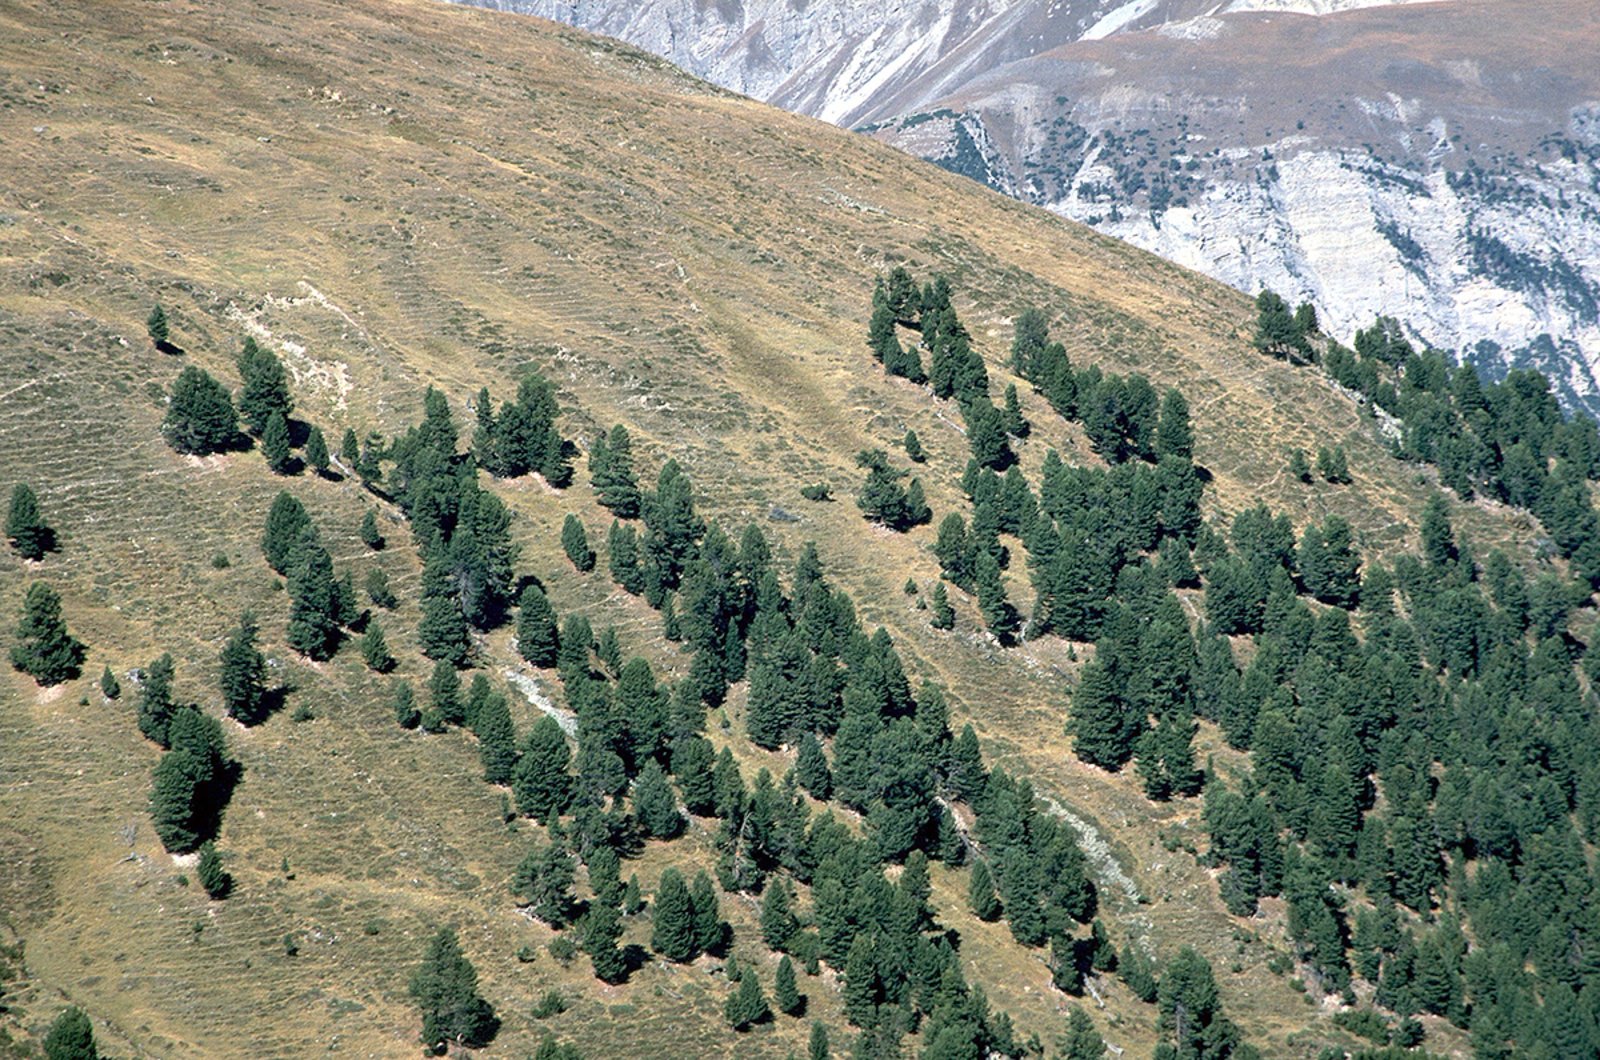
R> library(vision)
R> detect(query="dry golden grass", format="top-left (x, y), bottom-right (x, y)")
top-left (0, 0), bottom-right (1508, 1054)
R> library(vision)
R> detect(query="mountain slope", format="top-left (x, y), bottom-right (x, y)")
top-left (460, 0), bottom-right (1600, 414)
top-left (0, 0), bottom-right (1550, 1056)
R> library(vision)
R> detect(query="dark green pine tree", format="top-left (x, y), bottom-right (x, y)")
top-left (261, 491), bottom-right (311, 574)
top-left (236, 337), bottom-right (293, 436)
top-left (43, 1005), bottom-right (98, 1060)
top-left (1420, 493), bottom-right (1456, 567)
top-left (855, 449), bottom-right (910, 530)
top-left (904, 429), bottom-right (926, 463)
top-left (592, 424), bottom-right (642, 518)
top-left (969, 859), bottom-right (1001, 921)
top-left (516, 584), bottom-right (560, 668)
top-left (136, 652), bottom-right (177, 746)
top-left (1156, 946), bottom-right (1241, 1059)
top-left (511, 838), bottom-right (577, 926)
top-left (724, 967), bottom-right (771, 1031)
top-left (304, 426), bottom-right (330, 477)
top-left (974, 552), bottom-right (1019, 644)
top-left (651, 867), bottom-right (697, 961)
top-left (672, 736), bottom-right (717, 815)
top-left (10, 582), bottom-right (85, 686)
top-left (6, 483), bottom-right (53, 560)
top-left (796, 731), bottom-right (833, 800)
top-left (366, 567), bottom-right (396, 609)
top-left (929, 581), bottom-right (955, 630)
top-left (562, 514), bottom-right (595, 572)
top-left (1060, 1006), bottom-right (1104, 1060)
top-left (285, 532), bottom-right (341, 661)
top-left (392, 681), bottom-right (421, 729)
top-left (418, 544), bottom-right (469, 665)
top-left (100, 665), bottom-right (120, 700)
top-left (1288, 447), bottom-right (1312, 483)
top-left (261, 410), bottom-right (293, 474)
top-left (808, 1022), bottom-right (830, 1060)
top-left (690, 870), bottom-right (725, 955)
top-left (339, 427), bottom-right (361, 473)
top-left (359, 509), bottom-right (384, 550)
top-left (361, 618), bottom-right (396, 674)
top-left (474, 690), bottom-right (518, 785)
top-left (146, 303), bottom-right (169, 348)
top-left (409, 927), bottom-right (498, 1050)
top-left (607, 520), bottom-right (645, 594)
top-left (427, 658), bottom-right (464, 729)
top-left (1155, 388), bottom-right (1194, 461)
top-left (774, 954), bottom-right (803, 1016)
top-left (197, 840), bottom-right (232, 898)
top-left (218, 612), bottom-right (267, 724)
top-left (1002, 383), bottom-right (1030, 438)
top-left (634, 759), bottom-right (684, 839)
top-left (1298, 515), bottom-right (1361, 608)
top-left (760, 880), bottom-right (799, 951)
top-left (583, 901), bottom-right (627, 984)
top-left (162, 366), bottom-right (238, 455)
top-left (1068, 658), bottom-right (1138, 771)
top-left (513, 715), bottom-right (573, 823)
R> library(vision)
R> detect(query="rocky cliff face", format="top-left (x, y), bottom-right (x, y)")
top-left (458, 0), bottom-right (1600, 411)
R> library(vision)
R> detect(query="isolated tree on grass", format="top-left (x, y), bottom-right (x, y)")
top-left (561, 514), bottom-right (595, 572)
top-left (410, 927), bottom-right (498, 1051)
top-left (162, 366), bottom-right (237, 455)
top-left (146, 304), bottom-right (170, 349)
top-left (302, 426), bottom-right (330, 477)
top-left (7, 483), bottom-right (54, 560)
top-left (43, 1005), bottom-right (98, 1060)
top-left (219, 612), bottom-right (267, 724)
top-left (583, 901), bottom-right (627, 984)
top-left (261, 492), bottom-right (311, 574)
top-left (591, 424), bottom-right (642, 518)
top-left (10, 582), bottom-right (84, 686)
top-left (774, 955), bottom-right (803, 1015)
top-left (474, 689), bottom-right (518, 785)
top-left (361, 619), bottom-right (396, 674)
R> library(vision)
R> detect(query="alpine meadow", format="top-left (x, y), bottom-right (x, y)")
top-left (2, 1), bottom-right (1599, 1058)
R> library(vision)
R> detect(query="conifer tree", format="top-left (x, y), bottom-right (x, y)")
top-left (427, 658), bottom-right (464, 728)
top-left (392, 681), bottom-right (420, 729)
top-left (236, 338), bottom-right (293, 436)
top-left (725, 967), bottom-right (771, 1030)
top-left (796, 731), bottom-right (833, 800)
top-left (974, 552), bottom-right (1019, 643)
top-left (761, 880), bottom-right (799, 951)
top-left (6, 483), bottom-right (53, 560)
top-left (365, 566), bottom-right (396, 610)
top-left (1288, 447), bottom-right (1311, 483)
top-left (607, 520), bottom-right (645, 594)
top-left (562, 514), bottom-right (595, 572)
top-left (146, 303), bottom-right (169, 349)
top-left (1316, 445), bottom-right (1352, 484)
top-left (304, 426), bottom-right (329, 477)
top-left (10, 582), bottom-right (85, 686)
top-left (1002, 383), bottom-right (1029, 437)
top-left (651, 867), bottom-right (697, 961)
top-left (136, 653), bottom-right (177, 746)
top-left (1060, 1006), bottom-right (1104, 1060)
top-left (808, 1022), bottom-right (830, 1060)
top-left (583, 901), bottom-right (627, 984)
top-left (775, 954), bottom-right (803, 1015)
top-left (219, 612), bottom-right (267, 724)
top-left (969, 859), bottom-right (1001, 921)
top-left (512, 839), bottom-right (577, 926)
top-left (1157, 946), bottom-right (1241, 1059)
top-left (43, 1005), bottom-right (98, 1060)
top-left (359, 509), bottom-right (384, 550)
top-left (671, 736), bottom-right (717, 815)
top-left (418, 544), bottom-right (469, 665)
top-left (475, 690), bottom-right (518, 785)
top-left (516, 584), bottom-right (560, 668)
top-left (100, 665), bottom-right (120, 700)
top-left (514, 715), bottom-right (573, 822)
top-left (855, 449), bottom-right (911, 530)
top-left (904, 429), bottom-right (926, 463)
top-left (634, 759), bottom-right (684, 839)
top-left (592, 424), bottom-right (642, 518)
top-left (262, 492), bottom-right (311, 575)
top-left (929, 581), bottom-right (955, 630)
top-left (1069, 659), bottom-right (1139, 771)
top-left (409, 927), bottom-right (498, 1050)
top-left (162, 366), bottom-right (238, 455)
top-left (261, 410), bottom-right (293, 474)
top-left (285, 532), bottom-right (340, 661)
top-left (690, 870), bottom-right (725, 955)
top-left (197, 840), bottom-right (232, 898)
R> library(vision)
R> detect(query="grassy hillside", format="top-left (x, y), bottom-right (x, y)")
top-left (0, 0), bottom-right (1545, 1055)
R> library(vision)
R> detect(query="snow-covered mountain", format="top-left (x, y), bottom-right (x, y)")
top-left (457, 0), bottom-right (1600, 411)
